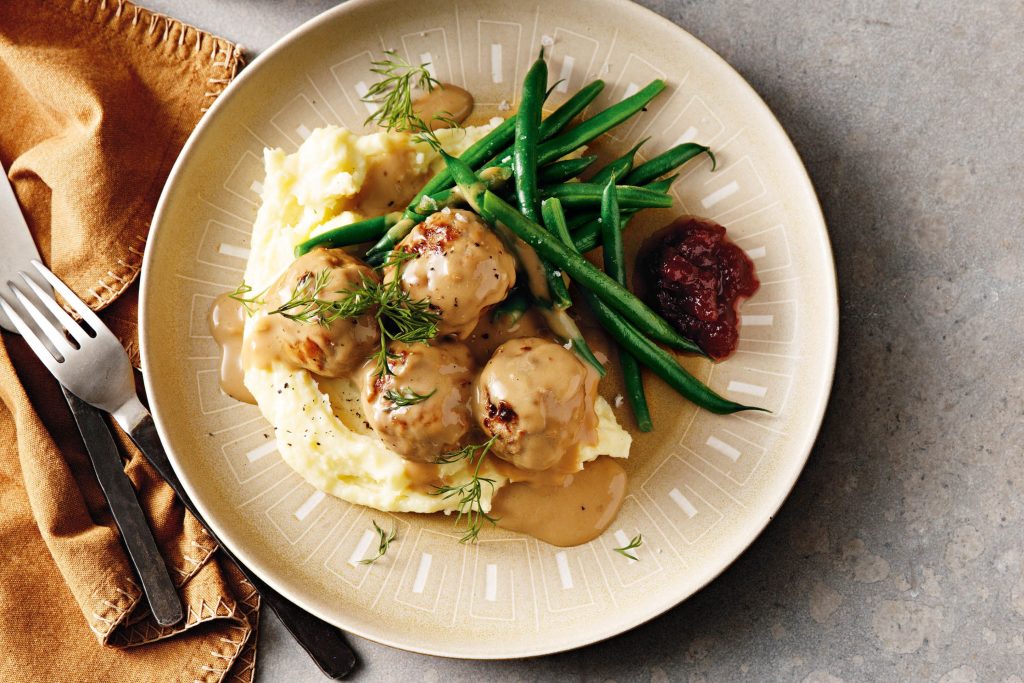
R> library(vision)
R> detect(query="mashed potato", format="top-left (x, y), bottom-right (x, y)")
top-left (242, 121), bottom-right (631, 513)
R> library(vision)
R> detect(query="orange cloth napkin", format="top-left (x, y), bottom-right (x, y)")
top-left (0, 2), bottom-right (258, 681)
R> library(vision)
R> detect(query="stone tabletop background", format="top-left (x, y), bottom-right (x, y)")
top-left (142, 1), bottom-right (1024, 680)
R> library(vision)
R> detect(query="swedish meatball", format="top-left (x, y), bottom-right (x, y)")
top-left (361, 340), bottom-right (476, 462)
top-left (385, 209), bottom-right (516, 339)
top-left (245, 249), bottom-right (379, 377)
top-left (474, 338), bottom-right (600, 471)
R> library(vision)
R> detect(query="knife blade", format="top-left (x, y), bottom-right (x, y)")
top-left (0, 162), bottom-right (183, 626)
top-left (0, 163), bottom-right (48, 332)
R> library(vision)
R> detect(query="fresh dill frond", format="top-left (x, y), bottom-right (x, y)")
top-left (409, 113), bottom-right (462, 152)
top-left (267, 269), bottom-right (376, 327)
top-left (362, 50), bottom-right (439, 131)
top-left (375, 248), bottom-right (417, 271)
top-left (228, 281), bottom-right (266, 315)
top-left (613, 533), bottom-right (643, 561)
top-left (431, 435), bottom-right (500, 543)
top-left (357, 520), bottom-right (397, 565)
top-left (266, 263), bottom-right (440, 377)
top-left (383, 387), bottom-right (436, 411)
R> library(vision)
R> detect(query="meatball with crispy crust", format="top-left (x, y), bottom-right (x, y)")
top-left (474, 338), bottom-right (600, 472)
top-left (384, 208), bottom-right (516, 339)
top-left (246, 249), bottom-right (379, 378)
top-left (360, 340), bottom-right (476, 462)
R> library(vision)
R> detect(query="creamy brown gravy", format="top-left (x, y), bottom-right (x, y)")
top-left (491, 455), bottom-right (627, 547)
top-left (208, 293), bottom-right (256, 404)
top-left (466, 308), bottom-right (549, 364)
top-left (412, 84), bottom-right (474, 127)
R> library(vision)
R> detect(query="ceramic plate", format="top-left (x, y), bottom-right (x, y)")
top-left (141, 0), bottom-right (837, 658)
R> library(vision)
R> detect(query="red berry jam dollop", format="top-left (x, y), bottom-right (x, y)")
top-left (642, 216), bottom-right (759, 360)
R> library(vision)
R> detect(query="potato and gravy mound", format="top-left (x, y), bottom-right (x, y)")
top-left (211, 114), bottom-right (631, 546)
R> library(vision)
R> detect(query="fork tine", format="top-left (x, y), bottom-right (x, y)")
top-left (8, 283), bottom-right (76, 357)
top-left (19, 273), bottom-right (91, 345)
top-left (30, 260), bottom-right (105, 331)
top-left (0, 296), bottom-right (65, 369)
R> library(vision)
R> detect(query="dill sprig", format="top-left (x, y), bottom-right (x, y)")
top-left (613, 534), bottom-right (643, 561)
top-left (371, 274), bottom-right (439, 376)
top-left (268, 269), bottom-right (365, 326)
top-left (357, 520), bottom-right (397, 565)
top-left (362, 50), bottom-right (439, 131)
top-left (228, 281), bottom-right (266, 315)
top-left (431, 435), bottom-right (500, 543)
top-left (266, 266), bottom-right (439, 377)
top-left (383, 387), bottom-right (436, 411)
top-left (409, 113), bottom-right (461, 152)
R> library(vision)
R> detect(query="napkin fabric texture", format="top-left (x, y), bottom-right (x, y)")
top-left (0, 2), bottom-right (256, 681)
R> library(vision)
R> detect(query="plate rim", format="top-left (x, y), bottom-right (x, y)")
top-left (141, 0), bottom-right (838, 659)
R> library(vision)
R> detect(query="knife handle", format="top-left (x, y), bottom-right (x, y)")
top-left (121, 404), bottom-right (357, 680)
top-left (61, 387), bottom-right (184, 627)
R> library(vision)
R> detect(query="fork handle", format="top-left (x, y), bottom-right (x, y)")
top-left (118, 404), bottom-right (357, 680)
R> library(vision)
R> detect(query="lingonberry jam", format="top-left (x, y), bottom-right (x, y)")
top-left (642, 216), bottom-right (759, 360)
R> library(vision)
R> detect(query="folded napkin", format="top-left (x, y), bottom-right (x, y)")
top-left (0, 2), bottom-right (255, 681)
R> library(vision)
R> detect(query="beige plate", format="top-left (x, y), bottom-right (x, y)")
top-left (141, 0), bottom-right (837, 658)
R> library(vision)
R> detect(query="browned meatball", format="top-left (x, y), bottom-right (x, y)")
top-left (360, 340), bottom-right (476, 462)
top-left (385, 209), bottom-right (516, 339)
top-left (474, 338), bottom-right (599, 471)
top-left (246, 249), bottom-right (379, 377)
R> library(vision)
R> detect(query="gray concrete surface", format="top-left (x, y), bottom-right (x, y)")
top-left (143, 0), bottom-right (1024, 680)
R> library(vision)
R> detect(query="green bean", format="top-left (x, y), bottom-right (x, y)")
top-left (542, 198), bottom-right (576, 247)
top-left (511, 52), bottom-right (574, 311)
top-left (599, 176), bottom-right (652, 431)
top-left (413, 166), bottom-right (512, 214)
top-left (480, 80), bottom-right (605, 172)
top-left (589, 138), bottom-right (646, 186)
top-left (537, 155), bottom-right (597, 185)
top-left (294, 213), bottom-right (400, 256)
top-left (540, 183), bottom-right (673, 209)
top-left (480, 189), bottom-right (704, 355)
top-left (622, 142), bottom-right (714, 186)
top-left (411, 116), bottom-right (519, 213)
top-left (570, 176), bottom-right (677, 252)
top-left (535, 80), bottom-right (665, 166)
top-left (491, 287), bottom-right (530, 326)
top-left (581, 289), bottom-right (759, 414)
top-left (487, 80), bottom-right (666, 172)
top-left (538, 80), bottom-right (606, 138)
top-left (514, 50), bottom-right (546, 222)
top-left (535, 200), bottom-right (606, 376)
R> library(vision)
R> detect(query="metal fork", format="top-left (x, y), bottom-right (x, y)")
top-left (1, 260), bottom-right (356, 679)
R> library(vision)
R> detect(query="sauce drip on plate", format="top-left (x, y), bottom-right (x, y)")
top-left (208, 293), bottom-right (256, 404)
top-left (491, 456), bottom-right (628, 547)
